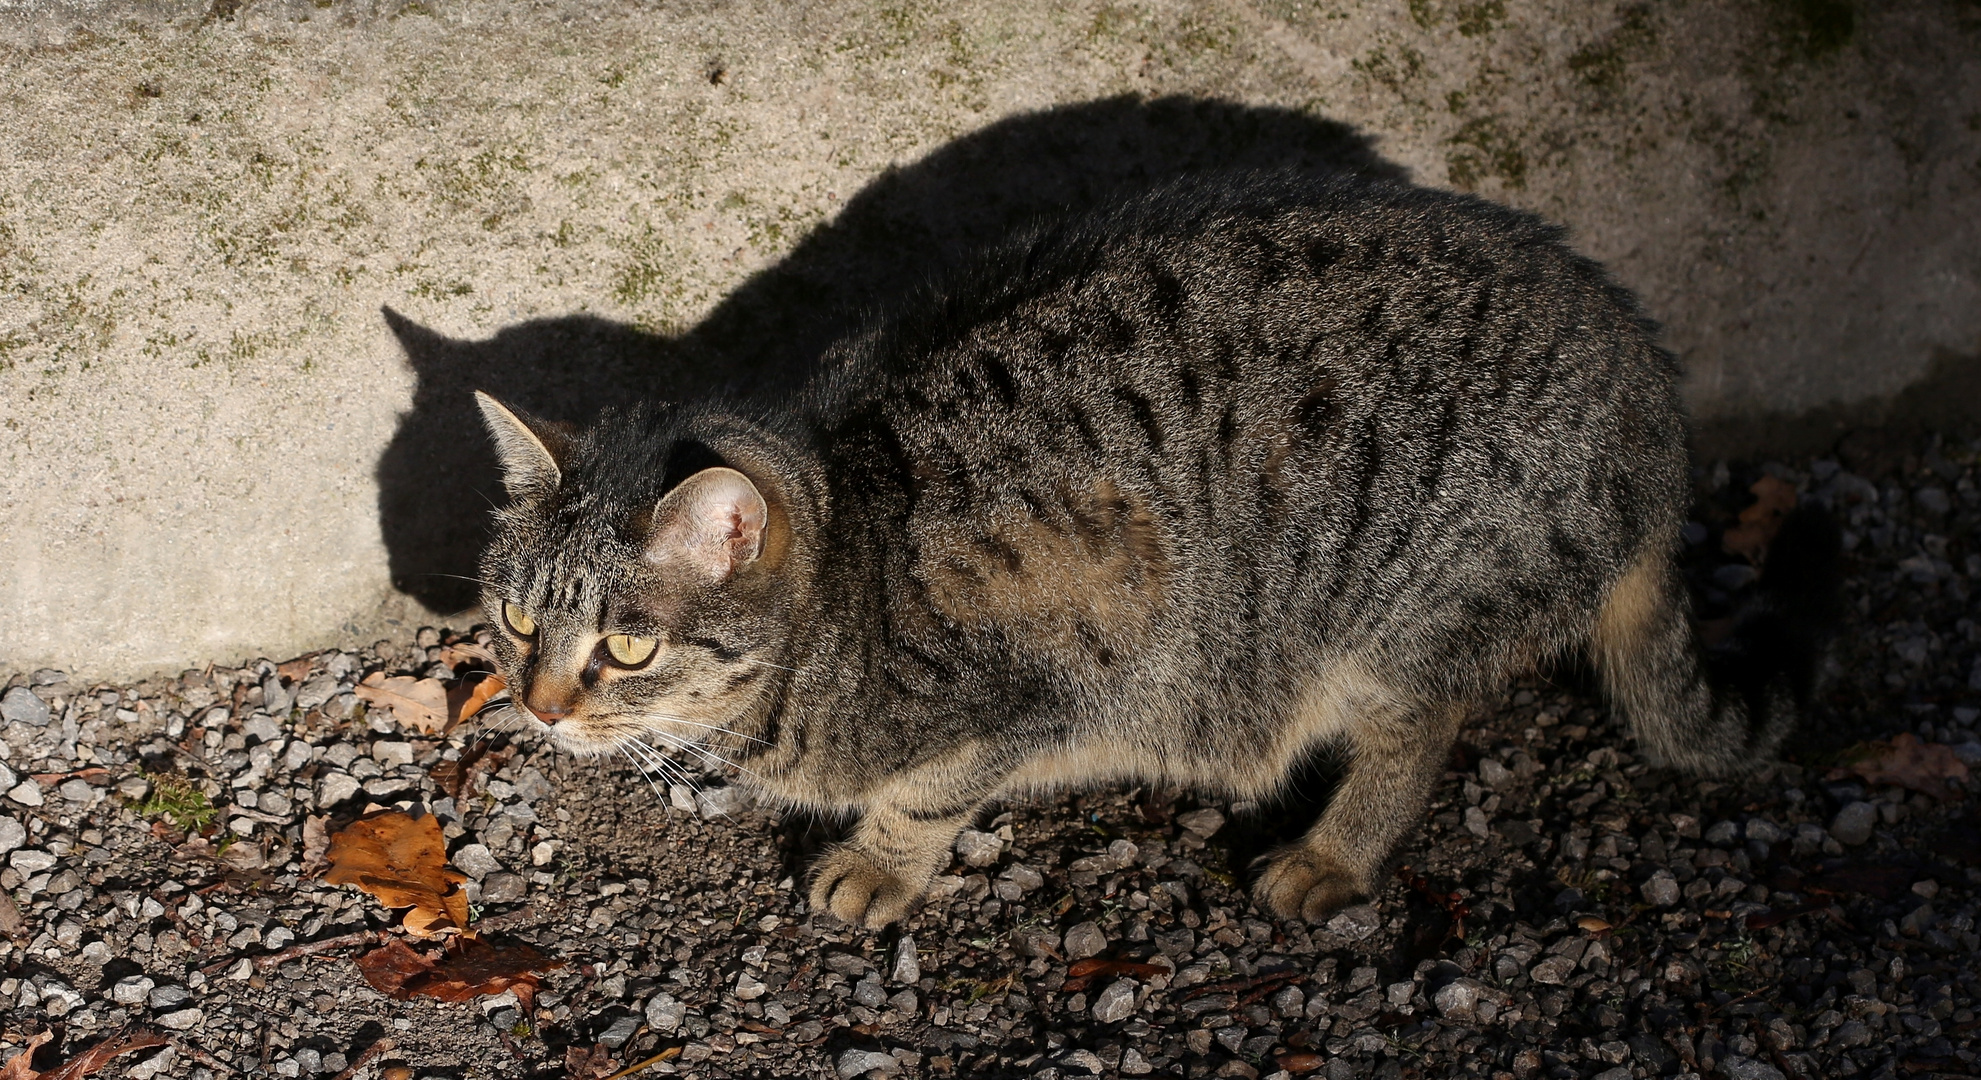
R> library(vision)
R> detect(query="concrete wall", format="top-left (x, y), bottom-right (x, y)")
top-left (3, 0), bottom-right (1978, 679)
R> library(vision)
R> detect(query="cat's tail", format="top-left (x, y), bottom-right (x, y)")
top-left (1592, 504), bottom-right (1843, 775)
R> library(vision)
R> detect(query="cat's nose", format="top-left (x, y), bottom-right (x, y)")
top-left (523, 692), bottom-right (573, 725)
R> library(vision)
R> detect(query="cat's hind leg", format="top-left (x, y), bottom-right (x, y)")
top-left (1253, 697), bottom-right (1464, 923)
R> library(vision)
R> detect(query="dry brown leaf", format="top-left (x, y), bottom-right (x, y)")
top-left (1, 1029), bottom-right (170, 1080)
top-left (448, 674), bottom-right (508, 732)
top-left (0, 889), bottom-right (27, 941)
top-left (1829, 733), bottom-right (1970, 800)
top-left (354, 935), bottom-right (562, 1005)
top-left (437, 641), bottom-right (497, 668)
top-left (300, 815), bottom-right (332, 873)
top-left (276, 653), bottom-right (317, 685)
top-left (324, 810), bottom-right (469, 938)
top-left (0, 1031), bottom-right (46, 1080)
top-left (564, 1044), bottom-right (617, 1080)
top-left (1060, 956), bottom-right (1173, 992)
top-left (355, 672), bottom-right (448, 733)
top-left (1721, 475), bottom-right (1798, 565)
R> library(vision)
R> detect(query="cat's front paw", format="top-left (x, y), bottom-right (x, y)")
top-left (1253, 846), bottom-right (1370, 923)
top-left (809, 845), bottom-right (923, 928)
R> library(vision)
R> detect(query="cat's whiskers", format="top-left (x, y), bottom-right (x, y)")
top-left (623, 737), bottom-right (704, 799)
top-left (646, 713), bottom-right (769, 746)
top-left (614, 737), bottom-right (673, 806)
top-left (646, 728), bottom-right (763, 782)
top-left (738, 656), bottom-right (806, 675)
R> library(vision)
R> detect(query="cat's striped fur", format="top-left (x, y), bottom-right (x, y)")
top-left (476, 171), bottom-right (1832, 927)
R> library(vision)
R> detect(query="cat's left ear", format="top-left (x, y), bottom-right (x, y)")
top-left (646, 467), bottom-right (768, 581)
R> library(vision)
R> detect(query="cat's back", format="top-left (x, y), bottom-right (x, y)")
top-left (809, 171), bottom-right (1685, 697)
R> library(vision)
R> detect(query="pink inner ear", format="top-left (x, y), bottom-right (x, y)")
top-left (650, 468), bottom-right (767, 578)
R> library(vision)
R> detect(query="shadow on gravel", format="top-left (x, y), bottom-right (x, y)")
top-left (375, 94), bottom-right (1407, 614)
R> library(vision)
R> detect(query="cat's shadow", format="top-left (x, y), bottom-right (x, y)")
top-left (376, 94), bottom-right (1406, 614)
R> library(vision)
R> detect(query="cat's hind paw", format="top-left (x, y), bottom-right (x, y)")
top-left (809, 845), bottom-right (922, 929)
top-left (1253, 846), bottom-right (1370, 924)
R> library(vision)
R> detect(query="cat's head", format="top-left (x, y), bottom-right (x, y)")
top-left (472, 391), bottom-right (804, 760)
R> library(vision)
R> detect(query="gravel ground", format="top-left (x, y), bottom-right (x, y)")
top-left (5, 432), bottom-right (1981, 1080)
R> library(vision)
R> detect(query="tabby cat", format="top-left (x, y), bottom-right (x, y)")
top-left (474, 171), bottom-right (1830, 928)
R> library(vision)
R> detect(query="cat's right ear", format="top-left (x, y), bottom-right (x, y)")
top-left (475, 391), bottom-right (564, 498)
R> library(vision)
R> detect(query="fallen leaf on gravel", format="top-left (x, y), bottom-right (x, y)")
top-left (355, 935), bottom-right (562, 1006)
top-left (0, 890), bottom-right (26, 941)
top-left (1276, 1052), bottom-right (1326, 1075)
top-left (451, 674), bottom-right (507, 727)
top-left (563, 1044), bottom-right (616, 1079)
top-left (1746, 899), bottom-right (1836, 930)
top-left (276, 653), bottom-right (316, 684)
top-left (324, 810), bottom-right (468, 938)
top-left (1805, 861), bottom-right (1915, 900)
top-left (437, 641), bottom-right (496, 668)
top-left (1, 1029), bottom-right (170, 1080)
top-left (1575, 916), bottom-right (1613, 932)
top-left (1828, 733), bottom-right (1969, 800)
top-left (300, 815), bottom-right (332, 873)
top-left (429, 740), bottom-right (511, 802)
top-left (1722, 475), bottom-right (1798, 564)
top-left (1060, 957), bottom-right (1171, 992)
top-left (354, 672), bottom-right (448, 733)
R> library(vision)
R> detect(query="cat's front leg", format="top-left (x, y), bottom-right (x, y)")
top-left (810, 799), bottom-right (979, 928)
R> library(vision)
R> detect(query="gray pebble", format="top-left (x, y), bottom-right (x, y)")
top-left (999, 863), bottom-right (1045, 891)
top-left (9, 848), bottom-right (56, 874)
top-left (1720, 1055), bottom-right (1787, 1080)
top-left (1323, 904), bottom-right (1381, 942)
top-left (125, 1047), bottom-right (177, 1080)
top-left (645, 992), bottom-right (686, 1033)
top-left (371, 741), bottom-right (414, 768)
top-left (6, 781), bottom-right (44, 808)
top-left (597, 1014), bottom-right (642, 1048)
top-left (891, 934), bottom-right (920, 985)
top-left (836, 1048), bottom-right (900, 1078)
top-left (695, 785), bottom-right (748, 819)
top-left (58, 778), bottom-right (96, 804)
top-left (1091, 977), bottom-right (1139, 1023)
top-left (1176, 808), bottom-right (1225, 837)
top-left (481, 872), bottom-right (528, 904)
top-left (315, 772), bottom-right (361, 809)
top-left (0, 687), bottom-right (51, 727)
top-left (1531, 956), bottom-right (1577, 984)
top-left (1061, 1048), bottom-right (1107, 1073)
top-left (1434, 977), bottom-right (1484, 1018)
top-left (111, 975), bottom-right (155, 1004)
top-left (853, 973), bottom-right (887, 1007)
top-left (1063, 921), bottom-right (1107, 960)
top-left (0, 816), bottom-right (25, 855)
top-left (1743, 818), bottom-right (1783, 843)
top-left (295, 674), bottom-right (340, 710)
top-left (954, 829), bottom-right (1003, 867)
top-left (453, 843), bottom-right (503, 880)
top-left (155, 1007), bottom-right (206, 1030)
top-left (1641, 869), bottom-right (1680, 907)
top-left (1832, 801), bottom-right (1877, 846)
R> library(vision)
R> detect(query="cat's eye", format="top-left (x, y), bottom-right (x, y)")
top-left (604, 633), bottom-right (658, 667)
top-left (502, 602), bottom-right (537, 638)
